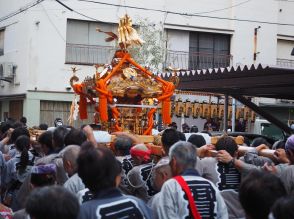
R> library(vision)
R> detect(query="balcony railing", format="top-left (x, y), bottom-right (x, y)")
top-left (65, 44), bottom-right (116, 65)
top-left (276, 58), bottom-right (294, 68)
top-left (166, 50), bottom-right (231, 70)
top-left (65, 44), bottom-right (231, 70)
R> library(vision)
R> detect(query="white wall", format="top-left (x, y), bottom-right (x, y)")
top-left (0, 6), bottom-right (31, 94)
top-left (277, 1), bottom-right (294, 37)
top-left (230, 0), bottom-right (279, 66)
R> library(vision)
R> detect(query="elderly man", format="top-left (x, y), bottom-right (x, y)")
top-left (63, 145), bottom-right (85, 194)
top-left (155, 141), bottom-right (228, 219)
top-left (148, 157), bottom-right (172, 213)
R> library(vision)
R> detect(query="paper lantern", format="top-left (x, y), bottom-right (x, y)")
top-left (218, 104), bottom-right (224, 119)
top-left (236, 107), bottom-right (244, 120)
top-left (202, 102), bottom-right (210, 119)
top-left (251, 110), bottom-right (256, 122)
top-left (244, 106), bottom-right (251, 120)
top-left (228, 105), bottom-right (233, 119)
top-left (210, 103), bottom-right (218, 118)
top-left (184, 99), bottom-right (192, 118)
top-left (192, 101), bottom-right (202, 118)
top-left (175, 98), bottom-right (184, 117)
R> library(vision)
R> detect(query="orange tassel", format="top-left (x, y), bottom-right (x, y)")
top-left (72, 84), bottom-right (88, 120)
top-left (97, 80), bottom-right (109, 122)
top-left (143, 108), bottom-right (156, 135)
top-left (79, 96), bottom-right (88, 120)
top-left (158, 82), bottom-right (175, 125)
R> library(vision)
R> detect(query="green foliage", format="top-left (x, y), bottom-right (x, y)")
top-left (128, 18), bottom-right (167, 72)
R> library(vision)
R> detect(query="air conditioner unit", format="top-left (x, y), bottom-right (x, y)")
top-left (0, 62), bottom-right (15, 83)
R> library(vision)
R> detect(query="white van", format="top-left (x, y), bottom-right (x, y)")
top-left (252, 119), bottom-right (285, 141)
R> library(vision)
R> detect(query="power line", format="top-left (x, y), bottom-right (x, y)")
top-left (78, 0), bottom-right (294, 27)
top-left (40, 3), bottom-right (65, 41)
top-left (2, 0), bottom-right (293, 27)
top-left (192, 0), bottom-right (252, 15)
top-left (0, 0), bottom-right (45, 23)
top-left (55, 0), bottom-right (102, 22)
top-left (30, 7), bottom-right (114, 11)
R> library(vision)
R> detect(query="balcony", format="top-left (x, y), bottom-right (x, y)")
top-left (276, 58), bottom-right (294, 68)
top-left (65, 44), bottom-right (116, 65)
top-left (166, 50), bottom-right (231, 70)
top-left (65, 44), bottom-right (232, 70)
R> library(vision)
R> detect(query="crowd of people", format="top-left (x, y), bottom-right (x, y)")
top-left (0, 117), bottom-right (293, 219)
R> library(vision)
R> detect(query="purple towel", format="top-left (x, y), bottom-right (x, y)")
top-left (285, 135), bottom-right (294, 151)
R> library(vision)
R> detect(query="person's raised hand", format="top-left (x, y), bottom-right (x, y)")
top-left (82, 125), bottom-right (97, 147)
top-left (274, 148), bottom-right (289, 164)
top-left (197, 144), bottom-right (215, 158)
top-left (6, 128), bottom-right (13, 139)
top-left (256, 144), bottom-right (269, 152)
top-left (216, 150), bottom-right (233, 164)
top-left (82, 125), bottom-right (93, 136)
top-left (262, 162), bottom-right (278, 174)
top-left (0, 128), bottom-right (14, 145)
top-left (112, 131), bottom-right (142, 144)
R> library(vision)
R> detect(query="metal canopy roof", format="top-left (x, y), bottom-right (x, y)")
top-left (163, 64), bottom-right (294, 100)
top-left (161, 64), bottom-right (294, 134)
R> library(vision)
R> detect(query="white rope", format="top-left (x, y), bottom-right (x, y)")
top-left (126, 160), bottom-right (155, 189)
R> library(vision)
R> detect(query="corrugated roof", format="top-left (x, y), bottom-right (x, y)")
top-left (161, 64), bottom-right (294, 100)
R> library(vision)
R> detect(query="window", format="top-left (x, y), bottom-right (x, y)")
top-left (66, 19), bottom-right (116, 65)
top-left (40, 101), bottom-right (95, 127)
top-left (189, 32), bottom-right (230, 69)
top-left (0, 29), bottom-right (4, 56)
top-left (276, 39), bottom-right (294, 67)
